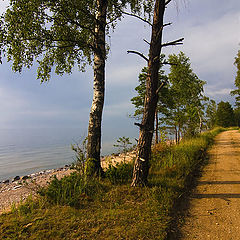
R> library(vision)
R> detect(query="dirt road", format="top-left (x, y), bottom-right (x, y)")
top-left (180, 130), bottom-right (240, 239)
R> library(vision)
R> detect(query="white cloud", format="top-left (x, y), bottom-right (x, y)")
top-left (0, 1), bottom-right (9, 14)
top-left (206, 87), bottom-right (232, 97)
top-left (182, 11), bottom-right (240, 78)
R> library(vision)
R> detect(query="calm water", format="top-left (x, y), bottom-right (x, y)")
top-left (0, 128), bottom-right (81, 181)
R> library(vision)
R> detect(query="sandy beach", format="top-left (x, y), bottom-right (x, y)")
top-left (0, 166), bottom-right (74, 214)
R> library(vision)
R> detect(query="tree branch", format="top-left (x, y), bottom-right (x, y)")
top-left (127, 50), bottom-right (149, 62)
top-left (163, 22), bottom-right (172, 28)
top-left (165, 0), bottom-right (173, 6)
top-left (161, 38), bottom-right (184, 47)
top-left (143, 39), bottom-right (150, 45)
top-left (122, 11), bottom-right (153, 26)
top-left (161, 61), bottom-right (177, 66)
top-left (134, 122), bottom-right (145, 129)
top-left (156, 80), bottom-right (168, 94)
top-left (106, 15), bottom-right (121, 25)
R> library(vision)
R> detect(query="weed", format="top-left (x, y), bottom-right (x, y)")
top-left (105, 162), bottom-right (133, 184)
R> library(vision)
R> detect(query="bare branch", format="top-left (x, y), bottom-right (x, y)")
top-left (161, 61), bottom-right (177, 66)
top-left (156, 80), bottom-right (168, 94)
top-left (143, 39), bottom-right (150, 45)
top-left (161, 37), bottom-right (184, 47)
top-left (165, 0), bottom-right (173, 6)
top-left (122, 11), bottom-right (153, 26)
top-left (134, 123), bottom-right (145, 129)
top-left (163, 22), bottom-right (172, 27)
top-left (127, 50), bottom-right (149, 62)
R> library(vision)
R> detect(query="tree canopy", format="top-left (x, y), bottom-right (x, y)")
top-left (215, 101), bottom-right (235, 127)
top-left (230, 50), bottom-right (240, 107)
top-left (0, 0), bottom-right (138, 81)
top-left (167, 51), bottom-right (206, 140)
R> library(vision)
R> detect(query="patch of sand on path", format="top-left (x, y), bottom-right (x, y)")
top-left (180, 130), bottom-right (240, 239)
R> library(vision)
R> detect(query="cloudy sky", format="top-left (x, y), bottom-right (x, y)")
top-left (0, 0), bottom-right (240, 153)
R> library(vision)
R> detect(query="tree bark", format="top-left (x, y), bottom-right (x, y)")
top-left (86, 0), bottom-right (107, 175)
top-left (131, 0), bottom-right (166, 186)
top-left (155, 109), bottom-right (159, 144)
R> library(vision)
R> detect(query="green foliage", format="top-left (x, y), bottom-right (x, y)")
top-left (205, 99), bottom-right (217, 129)
top-left (150, 127), bottom-right (224, 189)
top-left (231, 50), bottom-right (240, 107)
top-left (131, 55), bottom-right (170, 119)
top-left (105, 162), bottom-right (133, 184)
top-left (234, 108), bottom-right (240, 127)
top-left (216, 101), bottom-right (235, 127)
top-left (113, 136), bottom-right (132, 154)
top-left (71, 138), bottom-right (87, 175)
top-left (167, 51), bottom-right (206, 138)
top-left (0, 0), bottom-right (144, 82)
top-left (85, 158), bottom-right (99, 177)
top-left (39, 172), bottom-right (105, 208)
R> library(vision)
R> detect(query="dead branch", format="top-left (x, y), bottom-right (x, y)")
top-left (156, 80), bottom-right (168, 94)
top-left (134, 123), bottom-right (145, 129)
top-left (163, 22), bottom-right (172, 27)
top-left (161, 37), bottom-right (184, 47)
top-left (165, 0), bottom-right (173, 6)
top-left (127, 50), bottom-right (149, 62)
top-left (161, 61), bottom-right (178, 66)
top-left (122, 11), bottom-right (153, 26)
top-left (143, 39), bottom-right (150, 45)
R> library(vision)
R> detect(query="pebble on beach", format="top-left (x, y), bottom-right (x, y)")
top-left (12, 176), bottom-right (20, 182)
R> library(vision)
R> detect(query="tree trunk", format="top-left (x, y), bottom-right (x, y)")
top-left (155, 109), bottom-right (159, 144)
top-left (131, 0), bottom-right (165, 186)
top-left (175, 125), bottom-right (178, 144)
top-left (86, 0), bottom-right (107, 175)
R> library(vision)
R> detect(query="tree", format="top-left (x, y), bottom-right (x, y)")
top-left (131, 57), bottom-right (170, 144)
top-left (0, 0), bottom-right (138, 176)
top-left (129, 0), bottom-right (184, 186)
top-left (167, 52), bottom-right (206, 141)
top-left (234, 108), bottom-right (240, 127)
top-left (231, 50), bottom-right (240, 107)
top-left (215, 101), bottom-right (235, 127)
top-left (205, 99), bottom-right (217, 129)
top-left (113, 136), bottom-right (132, 161)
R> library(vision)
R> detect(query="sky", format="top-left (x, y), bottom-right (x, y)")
top-left (0, 0), bottom-right (240, 154)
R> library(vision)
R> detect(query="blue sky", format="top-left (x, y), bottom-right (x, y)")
top-left (0, 0), bottom-right (240, 153)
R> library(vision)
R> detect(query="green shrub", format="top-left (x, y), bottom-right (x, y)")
top-left (39, 172), bottom-right (105, 208)
top-left (105, 162), bottom-right (133, 184)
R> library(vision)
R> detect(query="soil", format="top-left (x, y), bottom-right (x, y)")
top-left (179, 130), bottom-right (240, 239)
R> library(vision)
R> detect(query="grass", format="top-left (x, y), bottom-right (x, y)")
top-left (0, 127), bottom-right (225, 240)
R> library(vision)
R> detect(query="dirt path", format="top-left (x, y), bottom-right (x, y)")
top-left (180, 130), bottom-right (240, 239)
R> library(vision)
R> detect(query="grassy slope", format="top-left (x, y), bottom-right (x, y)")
top-left (0, 128), bottom-right (224, 240)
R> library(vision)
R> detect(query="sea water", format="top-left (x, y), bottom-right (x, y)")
top-left (0, 128), bottom-right (82, 182)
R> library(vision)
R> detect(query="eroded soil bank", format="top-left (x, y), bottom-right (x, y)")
top-left (179, 130), bottom-right (240, 239)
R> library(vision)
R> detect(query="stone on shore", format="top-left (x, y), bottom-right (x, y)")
top-left (12, 176), bottom-right (20, 182)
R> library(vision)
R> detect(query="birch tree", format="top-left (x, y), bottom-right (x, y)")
top-left (0, 0), bottom-right (138, 175)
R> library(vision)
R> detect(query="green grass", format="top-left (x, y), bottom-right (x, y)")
top-left (0, 128), bottom-right (224, 240)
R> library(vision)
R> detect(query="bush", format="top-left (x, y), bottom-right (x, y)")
top-left (39, 172), bottom-right (105, 208)
top-left (105, 162), bottom-right (133, 184)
